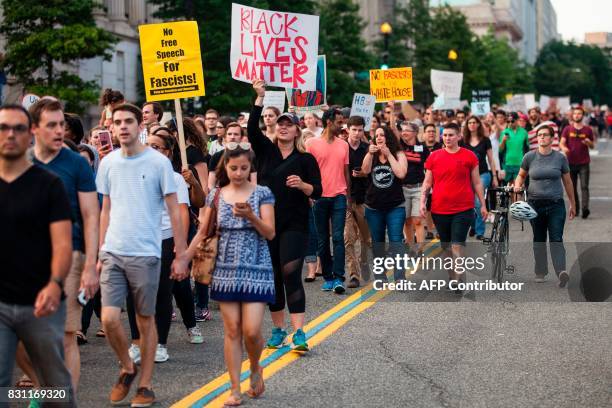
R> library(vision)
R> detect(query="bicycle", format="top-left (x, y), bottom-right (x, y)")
top-left (482, 186), bottom-right (517, 283)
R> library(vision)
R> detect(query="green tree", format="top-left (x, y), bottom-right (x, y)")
top-left (316, 0), bottom-right (374, 105)
top-left (0, 0), bottom-right (117, 113)
top-left (535, 40), bottom-right (612, 105)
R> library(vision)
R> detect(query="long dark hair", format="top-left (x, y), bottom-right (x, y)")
top-left (462, 115), bottom-right (484, 144)
top-left (215, 148), bottom-right (253, 187)
top-left (152, 127), bottom-right (178, 170)
top-left (375, 126), bottom-right (401, 156)
top-left (166, 117), bottom-right (207, 156)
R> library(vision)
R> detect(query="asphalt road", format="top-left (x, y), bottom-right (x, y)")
top-left (57, 138), bottom-right (612, 407)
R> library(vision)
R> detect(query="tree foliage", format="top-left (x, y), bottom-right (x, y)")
top-left (374, 0), bottom-right (533, 105)
top-left (535, 40), bottom-right (612, 105)
top-left (0, 0), bottom-right (117, 113)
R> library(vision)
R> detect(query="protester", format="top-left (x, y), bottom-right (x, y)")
top-left (399, 121), bottom-right (430, 254)
top-left (369, 113), bottom-right (381, 140)
top-left (461, 115), bottom-right (498, 240)
top-left (23, 99), bottom-right (100, 394)
top-left (262, 106), bottom-right (280, 141)
top-left (420, 123), bottom-right (487, 293)
top-left (361, 126), bottom-right (408, 281)
top-left (344, 116), bottom-right (371, 287)
top-left (182, 145), bottom-right (276, 406)
top-left (208, 122), bottom-right (256, 190)
top-left (141, 102), bottom-right (164, 144)
top-left (98, 89), bottom-right (124, 128)
top-left (167, 117), bottom-right (209, 195)
top-left (96, 104), bottom-right (188, 406)
top-left (64, 113), bottom-right (85, 145)
top-left (499, 112), bottom-right (529, 183)
top-left (302, 129), bottom-right (321, 282)
top-left (303, 112), bottom-right (323, 137)
top-left (526, 107), bottom-right (541, 132)
top-left (514, 124), bottom-right (576, 286)
top-left (0, 104), bottom-right (77, 406)
top-left (560, 107), bottom-right (594, 219)
top-left (203, 109), bottom-right (220, 147)
top-left (306, 122), bottom-right (350, 294)
top-left (249, 79), bottom-right (322, 352)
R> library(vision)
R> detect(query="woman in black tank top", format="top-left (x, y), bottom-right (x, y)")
top-left (361, 126), bottom-right (408, 281)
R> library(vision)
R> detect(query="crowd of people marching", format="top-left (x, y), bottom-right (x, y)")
top-left (0, 82), bottom-right (602, 407)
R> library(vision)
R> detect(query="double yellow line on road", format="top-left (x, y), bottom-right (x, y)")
top-left (172, 240), bottom-right (440, 408)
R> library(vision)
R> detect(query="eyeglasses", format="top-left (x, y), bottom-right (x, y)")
top-left (226, 142), bottom-right (251, 151)
top-left (0, 123), bottom-right (29, 134)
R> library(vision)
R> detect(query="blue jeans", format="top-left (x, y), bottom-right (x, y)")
top-left (314, 195), bottom-right (347, 281)
top-left (365, 206), bottom-right (406, 279)
top-left (305, 205), bottom-right (318, 263)
top-left (529, 199), bottom-right (566, 276)
top-left (474, 172), bottom-right (491, 236)
top-left (0, 300), bottom-right (76, 407)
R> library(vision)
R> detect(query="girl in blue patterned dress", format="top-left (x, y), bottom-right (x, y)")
top-left (185, 144), bottom-right (275, 406)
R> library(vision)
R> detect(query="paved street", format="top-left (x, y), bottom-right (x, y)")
top-left (69, 138), bottom-right (612, 408)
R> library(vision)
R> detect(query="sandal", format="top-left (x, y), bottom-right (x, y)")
top-left (245, 368), bottom-right (265, 399)
top-left (76, 330), bottom-right (88, 345)
top-left (223, 391), bottom-right (242, 406)
top-left (15, 375), bottom-right (33, 388)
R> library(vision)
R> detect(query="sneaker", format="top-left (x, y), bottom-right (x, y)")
top-left (558, 271), bottom-right (569, 288)
top-left (581, 209), bottom-right (590, 219)
top-left (321, 280), bottom-right (334, 291)
top-left (347, 277), bottom-right (360, 288)
top-left (266, 327), bottom-right (288, 349)
top-left (154, 344), bottom-right (169, 363)
top-left (333, 278), bottom-right (345, 294)
top-left (109, 365), bottom-right (138, 405)
top-left (292, 328), bottom-right (309, 352)
top-left (128, 344), bottom-right (141, 365)
top-left (187, 326), bottom-right (204, 344)
top-left (130, 387), bottom-right (155, 408)
top-left (195, 307), bottom-right (212, 322)
top-left (535, 275), bottom-right (546, 283)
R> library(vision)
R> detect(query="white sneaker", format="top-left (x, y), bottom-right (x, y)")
top-left (155, 344), bottom-right (169, 363)
top-left (128, 344), bottom-right (141, 364)
top-left (187, 326), bottom-right (204, 344)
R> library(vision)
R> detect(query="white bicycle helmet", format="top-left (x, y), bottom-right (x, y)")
top-left (509, 201), bottom-right (538, 221)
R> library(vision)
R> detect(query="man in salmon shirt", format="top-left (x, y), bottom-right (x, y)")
top-left (306, 122), bottom-right (351, 294)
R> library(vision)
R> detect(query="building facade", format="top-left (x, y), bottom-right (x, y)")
top-left (585, 32), bottom-right (612, 49)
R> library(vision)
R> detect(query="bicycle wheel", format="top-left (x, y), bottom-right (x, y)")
top-left (495, 217), bottom-right (509, 283)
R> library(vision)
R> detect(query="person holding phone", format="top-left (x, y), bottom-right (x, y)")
top-left (248, 79), bottom-right (322, 353)
top-left (361, 126), bottom-right (408, 282)
top-left (344, 116), bottom-right (371, 288)
top-left (181, 145), bottom-right (276, 406)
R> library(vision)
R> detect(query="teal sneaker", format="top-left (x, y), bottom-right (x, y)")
top-left (333, 278), bottom-right (345, 294)
top-left (321, 280), bottom-right (334, 291)
top-left (292, 329), bottom-right (309, 352)
top-left (266, 327), bottom-right (287, 348)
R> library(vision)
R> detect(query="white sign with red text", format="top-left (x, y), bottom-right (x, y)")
top-left (230, 3), bottom-right (319, 91)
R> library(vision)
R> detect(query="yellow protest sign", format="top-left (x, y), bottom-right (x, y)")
top-left (139, 21), bottom-right (205, 102)
top-left (369, 67), bottom-right (413, 102)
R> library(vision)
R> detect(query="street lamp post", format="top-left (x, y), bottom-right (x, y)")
top-left (380, 22), bottom-right (392, 70)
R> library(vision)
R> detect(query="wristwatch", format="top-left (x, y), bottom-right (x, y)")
top-left (50, 276), bottom-right (64, 290)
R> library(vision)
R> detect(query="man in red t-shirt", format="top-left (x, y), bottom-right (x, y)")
top-left (560, 107), bottom-right (594, 219)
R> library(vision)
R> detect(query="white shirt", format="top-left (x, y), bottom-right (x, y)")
top-left (161, 172), bottom-right (190, 240)
top-left (96, 147), bottom-right (177, 257)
